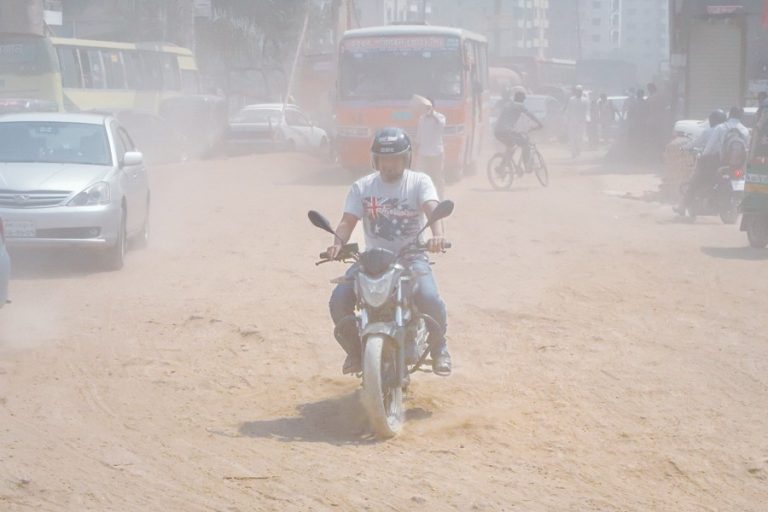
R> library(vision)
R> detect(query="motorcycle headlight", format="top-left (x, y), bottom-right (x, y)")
top-left (68, 182), bottom-right (110, 207)
top-left (357, 270), bottom-right (397, 308)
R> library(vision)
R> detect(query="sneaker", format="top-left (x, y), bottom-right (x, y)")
top-left (342, 353), bottom-right (362, 375)
top-left (431, 346), bottom-right (452, 377)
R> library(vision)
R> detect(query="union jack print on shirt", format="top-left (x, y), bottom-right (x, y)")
top-left (362, 196), bottom-right (421, 242)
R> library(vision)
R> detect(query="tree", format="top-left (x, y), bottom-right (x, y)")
top-left (0, 0), bottom-right (45, 35)
top-left (210, 0), bottom-right (309, 65)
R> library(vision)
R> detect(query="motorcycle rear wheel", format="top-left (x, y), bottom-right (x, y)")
top-left (719, 194), bottom-right (740, 225)
top-left (362, 335), bottom-right (404, 439)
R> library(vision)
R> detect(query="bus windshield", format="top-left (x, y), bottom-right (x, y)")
top-left (339, 36), bottom-right (463, 101)
top-left (0, 35), bottom-right (56, 76)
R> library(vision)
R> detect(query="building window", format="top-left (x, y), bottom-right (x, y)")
top-left (593, 0), bottom-right (601, 7)
top-left (592, 18), bottom-right (601, 26)
top-left (591, 35), bottom-right (601, 42)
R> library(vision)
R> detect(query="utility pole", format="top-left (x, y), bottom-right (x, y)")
top-left (420, 0), bottom-right (427, 22)
top-left (494, 0), bottom-right (502, 60)
top-left (575, 0), bottom-right (583, 62)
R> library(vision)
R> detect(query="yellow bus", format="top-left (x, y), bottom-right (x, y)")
top-left (0, 33), bottom-right (200, 114)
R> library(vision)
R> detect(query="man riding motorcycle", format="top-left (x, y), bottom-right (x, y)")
top-left (326, 127), bottom-right (452, 377)
top-left (676, 108), bottom-right (743, 215)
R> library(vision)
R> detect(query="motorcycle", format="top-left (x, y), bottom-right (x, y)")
top-left (680, 151), bottom-right (745, 224)
top-left (308, 201), bottom-right (453, 439)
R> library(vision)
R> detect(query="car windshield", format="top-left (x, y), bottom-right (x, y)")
top-left (0, 121), bottom-right (112, 165)
top-left (231, 109), bottom-right (282, 124)
top-left (339, 36), bottom-right (463, 100)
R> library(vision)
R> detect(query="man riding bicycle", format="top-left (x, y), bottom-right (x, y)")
top-left (494, 90), bottom-right (544, 168)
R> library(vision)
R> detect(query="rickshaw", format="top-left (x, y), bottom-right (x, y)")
top-left (740, 107), bottom-right (768, 248)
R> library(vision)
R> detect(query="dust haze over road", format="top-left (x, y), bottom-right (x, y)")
top-left (1, 142), bottom-right (767, 511)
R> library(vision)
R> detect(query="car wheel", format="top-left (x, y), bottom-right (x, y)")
top-left (102, 208), bottom-right (127, 271)
top-left (318, 136), bottom-right (328, 154)
top-left (133, 198), bottom-right (150, 250)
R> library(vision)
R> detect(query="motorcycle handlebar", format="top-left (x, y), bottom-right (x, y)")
top-left (318, 242), bottom-right (452, 262)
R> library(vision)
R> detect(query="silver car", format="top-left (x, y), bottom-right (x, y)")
top-left (0, 113), bottom-right (149, 270)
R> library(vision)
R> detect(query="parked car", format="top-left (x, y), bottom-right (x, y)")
top-left (674, 119), bottom-right (708, 140)
top-left (0, 112), bottom-right (150, 270)
top-left (674, 107), bottom-right (760, 141)
top-left (0, 217), bottom-right (9, 308)
top-left (227, 103), bottom-right (329, 154)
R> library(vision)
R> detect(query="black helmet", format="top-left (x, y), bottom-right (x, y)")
top-left (514, 91), bottom-right (526, 103)
top-left (709, 109), bottom-right (727, 127)
top-left (371, 127), bottom-right (412, 157)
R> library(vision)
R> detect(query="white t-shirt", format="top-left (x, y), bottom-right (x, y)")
top-left (702, 118), bottom-right (750, 159)
top-left (344, 170), bottom-right (439, 254)
top-left (416, 111), bottom-right (446, 157)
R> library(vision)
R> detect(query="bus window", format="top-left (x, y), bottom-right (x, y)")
top-left (81, 48), bottom-right (106, 89)
top-left (161, 54), bottom-right (180, 90)
top-left (57, 46), bottom-right (82, 88)
top-left (139, 51), bottom-right (162, 90)
top-left (122, 51), bottom-right (143, 89)
top-left (102, 49), bottom-right (126, 89)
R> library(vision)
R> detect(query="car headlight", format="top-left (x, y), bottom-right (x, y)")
top-left (68, 182), bottom-right (111, 207)
top-left (357, 270), bottom-right (397, 308)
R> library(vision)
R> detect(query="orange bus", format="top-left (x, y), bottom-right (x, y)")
top-left (335, 25), bottom-right (489, 178)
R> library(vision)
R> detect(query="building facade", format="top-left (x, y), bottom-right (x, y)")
top-left (619, 0), bottom-right (669, 81)
top-left (578, 0), bottom-right (622, 60)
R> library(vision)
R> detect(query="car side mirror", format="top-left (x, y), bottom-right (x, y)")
top-left (429, 200), bottom-right (455, 224)
top-left (122, 151), bottom-right (143, 167)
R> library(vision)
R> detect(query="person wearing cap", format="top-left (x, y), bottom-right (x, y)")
top-left (564, 85), bottom-right (589, 158)
top-left (414, 97), bottom-right (447, 198)
top-left (326, 127), bottom-right (452, 377)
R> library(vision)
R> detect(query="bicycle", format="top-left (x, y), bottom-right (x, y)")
top-left (487, 131), bottom-right (549, 190)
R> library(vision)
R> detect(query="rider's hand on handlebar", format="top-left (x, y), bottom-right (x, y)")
top-left (326, 244), bottom-right (343, 260)
top-left (426, 237), bottom-right (447, 253)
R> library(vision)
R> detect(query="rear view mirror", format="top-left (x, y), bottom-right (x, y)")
top-left (429, 200), bottom-right (454, 224)
top-left (122, 151), bottom-right (143, 166)
top-left (308, 210), bottom-right (335, 235)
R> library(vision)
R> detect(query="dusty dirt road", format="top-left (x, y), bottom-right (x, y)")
top-left (1, 144), bottom-right (767, 511)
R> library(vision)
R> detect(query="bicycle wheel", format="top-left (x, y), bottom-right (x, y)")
top-left (530, 147), bottom-right (549, 187)
top-left (487, 152), bottom-right (514, 190)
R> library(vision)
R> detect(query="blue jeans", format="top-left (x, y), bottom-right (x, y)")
top-left (329, 258), bottom-right (448, 356)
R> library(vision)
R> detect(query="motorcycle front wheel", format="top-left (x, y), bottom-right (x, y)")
top-left (361, 335), bottom-right (404, 439)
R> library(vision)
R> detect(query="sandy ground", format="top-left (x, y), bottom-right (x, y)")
top-left (0, 143), bottom-right (767, 511)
